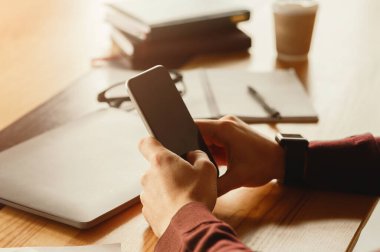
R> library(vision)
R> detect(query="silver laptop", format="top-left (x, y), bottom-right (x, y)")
top-left (0, 108), bottom-right (148, 229)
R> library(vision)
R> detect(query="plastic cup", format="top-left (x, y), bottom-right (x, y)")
top-left (273, 0), bottom-right (318, 62)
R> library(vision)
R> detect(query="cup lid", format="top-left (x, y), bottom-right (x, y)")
top-left (273, 0), bottom-right (318, 14)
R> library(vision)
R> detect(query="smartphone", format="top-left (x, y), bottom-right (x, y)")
top-left (127, 65), bottom-right (218, 176)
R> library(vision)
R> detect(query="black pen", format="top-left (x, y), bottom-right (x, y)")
top-left (247, 86), bottom-right (281, 119)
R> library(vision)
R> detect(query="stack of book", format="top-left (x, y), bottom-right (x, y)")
top-left (106, 0), bottom-right (252, 69)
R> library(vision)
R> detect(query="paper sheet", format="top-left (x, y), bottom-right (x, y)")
top-left (181, 69), bottom-right (318, 123)
top-left (353, 200), bottom-right (380, 252)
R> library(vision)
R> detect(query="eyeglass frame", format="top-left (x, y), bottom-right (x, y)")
top-left (97, 70), bottom-right (186, 109)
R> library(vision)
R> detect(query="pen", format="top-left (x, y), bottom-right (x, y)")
top-left (247, 86), bottom-right (281, 119)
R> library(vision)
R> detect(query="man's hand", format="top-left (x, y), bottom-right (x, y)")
top-left (139, 137), bottom-right (217, 237)
top-left (196, 116), bottom-right (285, 196)
top-left (138, 116), bottom-right (284, 236)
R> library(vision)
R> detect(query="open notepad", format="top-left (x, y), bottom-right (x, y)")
top-left (181, 69), bottom-right (318, 123)
top-left (352, 200), bottom-right (380, 251)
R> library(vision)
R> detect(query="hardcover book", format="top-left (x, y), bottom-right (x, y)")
top-left (111, 27), bottom-right (252, 69)
top-left (106, 0), bottom-right (250, 41)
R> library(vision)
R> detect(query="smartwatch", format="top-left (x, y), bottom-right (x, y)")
top-left (275, 133), bottom-right (309, 186)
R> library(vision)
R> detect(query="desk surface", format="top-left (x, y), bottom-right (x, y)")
top-left (1, 0), bottom-right (380, 251)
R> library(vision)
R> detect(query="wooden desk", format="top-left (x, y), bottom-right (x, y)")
top-left (1, 0), bottom-right (379, 251)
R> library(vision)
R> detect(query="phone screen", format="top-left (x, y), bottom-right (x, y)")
top-left (127, 65), bottom-right (218, 175)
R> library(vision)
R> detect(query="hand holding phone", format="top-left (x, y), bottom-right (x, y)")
top-left (127, 65), bottom-right (218, 176)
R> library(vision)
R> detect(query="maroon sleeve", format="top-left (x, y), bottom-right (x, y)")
top-left (155, 134), bottom-right (380, 251)
top-left (155, 202), bottom-right (252, 252)
top-left (305, 133), bottom-right (380, 195)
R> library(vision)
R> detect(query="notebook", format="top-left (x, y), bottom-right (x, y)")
top-left (0, 108), bottom-right (148, 229)
top-left (181, 69), bottom-right (318, 123)
top-left (106, 0), bottom-right (250, 41)
top-left (352, 199), bottom-right (380, 251)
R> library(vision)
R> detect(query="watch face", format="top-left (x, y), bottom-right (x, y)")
top-left (281, 133), bottom-right (304, 139)
top-left (275, 133), bottom-right (309, 146)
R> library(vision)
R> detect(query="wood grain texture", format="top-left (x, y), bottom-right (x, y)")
top-left (214, 184), bottom-right (375, 252)
top-left (0, 0), bottom-right (110, 130)
top-left (1, 0), bottom-right (379, 251)
top-left (0, 66), bottom-right (135, 151)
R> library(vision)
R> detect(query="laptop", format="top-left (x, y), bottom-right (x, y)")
top-left (0, 108), bottom-right (148, 229)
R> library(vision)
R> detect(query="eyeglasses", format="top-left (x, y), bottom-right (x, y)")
top-left (97, 70), bottom-right (186, 111)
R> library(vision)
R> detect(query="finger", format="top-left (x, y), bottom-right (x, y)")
top-left (187, 150), bottom-right (217, 177)
top-left (217, 172), bottom-right (239, 196)
top-left (208, 145), bottom-right (228, 166)
top-left (220, 115), bottom-right (244, 124)
top-left (138, 136), bottom-right (167, 162)
top-left (195, 120), bottom-right (229, 146)
top-left (186, 150), bottom-right (210, 166)
top-left (140, 172), bottom-right (148, 187)
top-left (139, 191), bottom-right (145, 205)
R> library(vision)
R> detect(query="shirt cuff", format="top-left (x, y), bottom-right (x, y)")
top-left (306, 133), bottom-right (380, 194)
top-left (155, 202), bottom-right (221, 251)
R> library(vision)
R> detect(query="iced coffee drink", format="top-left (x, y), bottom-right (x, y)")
top-left (273, 0), bottom-right (318, 61)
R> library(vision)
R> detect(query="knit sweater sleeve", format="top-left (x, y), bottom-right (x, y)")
top-left (305, 133), bottom-right (380, 195)
top-left (155, 202), bottom-right (252, 252)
